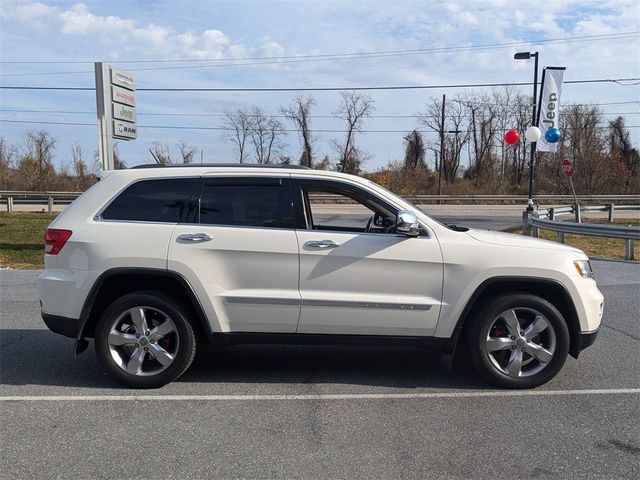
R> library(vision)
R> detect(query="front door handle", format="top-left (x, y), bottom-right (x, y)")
top-left (178, 233), bottom-right (212, 242)
top-left (304, 240), bottom-right (339, 249)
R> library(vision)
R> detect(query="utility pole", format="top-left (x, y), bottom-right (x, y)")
top-left (438, 94), bottom-right (445, 202)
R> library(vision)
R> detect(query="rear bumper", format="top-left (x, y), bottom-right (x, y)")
top-left (42, 313), bottom-right (81, 339)
top-left (570, 329), bottom-right (599, 358)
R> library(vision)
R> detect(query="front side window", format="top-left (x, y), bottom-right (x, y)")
top-left (101, 178), bottom-right (199, 223)
top-left (199, 181), bottom-right (293, 229)
top-left (303, 184), bottom-right (397, 234)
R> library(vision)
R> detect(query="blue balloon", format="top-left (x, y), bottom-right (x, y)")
top-left (545, 128), bottom-right (561, 143)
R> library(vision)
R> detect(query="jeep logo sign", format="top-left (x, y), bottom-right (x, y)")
top-left (542, 92), bottom-right (558, 128)
top-left (113, 103), bottom-right (136, 123)
top-left (537, 67), bottom-right (566, 153)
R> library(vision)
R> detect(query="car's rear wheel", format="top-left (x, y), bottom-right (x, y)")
top-left (467, 293), bottom-right (570, 388)
top-left (95, 292), bottom-right (196, 388)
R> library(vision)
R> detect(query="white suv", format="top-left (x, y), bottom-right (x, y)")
top-left (38, 165), bottom-right (604, 389)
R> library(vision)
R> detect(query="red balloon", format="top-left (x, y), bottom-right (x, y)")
top-left (504, 129), bottom-right (520, 145)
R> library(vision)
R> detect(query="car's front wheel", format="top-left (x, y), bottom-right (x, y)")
top-left (467, 293), bottom-right (570, 389)
top-left (95, 292), bottom-right (196, 388)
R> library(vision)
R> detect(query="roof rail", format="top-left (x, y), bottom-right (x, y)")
top-left (130, 163), bottom-right (311, 170)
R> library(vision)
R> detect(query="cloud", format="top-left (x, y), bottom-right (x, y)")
top-left (0, 1), bottom-right (56, 21)
top-left (2, 1), bottom-right (233, 60)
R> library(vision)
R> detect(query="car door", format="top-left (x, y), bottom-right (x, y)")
top-left (293, 178), bottom-right (443, 336)
top-left (168, 175), bottom-right (301, 334)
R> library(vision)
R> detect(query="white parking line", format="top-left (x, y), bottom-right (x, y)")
top-left (1, 388), bottom-right (639, 402)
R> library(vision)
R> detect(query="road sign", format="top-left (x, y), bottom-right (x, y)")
top-left (111, 67), bottom-right (135, 90)
top-left (113, 120), bottom-right (137, 139)
top-left (113, 103), bottom-right (136, 123)
top-left (562, 159), bottom-right (574, 177)
top-left (112, 85), bottom-right (136, 107)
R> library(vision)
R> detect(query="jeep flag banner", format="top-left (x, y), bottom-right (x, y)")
top-left (536, 67), bottom-right (566, 152)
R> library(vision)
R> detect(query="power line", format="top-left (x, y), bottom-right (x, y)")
top-left (1, 108), bottom-right (638, 119)
top-left (2, 32), bottom-right (637, 70)
top-left (1, 78), bottom-right (638, 93)
top-left (4, 33), bottom-right (640, 77)
top-left (2, 119), bottom-right (636, 133)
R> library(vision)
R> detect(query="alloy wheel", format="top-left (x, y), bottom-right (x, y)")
top-left (107, 306), bottom-right (179, 376)
top-left (485, 307), bottom-right (557, 378)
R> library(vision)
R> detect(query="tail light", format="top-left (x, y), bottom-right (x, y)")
top-left (45, 229), bottom-right (72, 255)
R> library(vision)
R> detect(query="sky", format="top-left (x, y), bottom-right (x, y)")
top-left (0, 0), bottom-right (639, 171)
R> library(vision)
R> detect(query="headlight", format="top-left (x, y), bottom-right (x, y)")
top-left (573, 260), bottom-right (595, 279)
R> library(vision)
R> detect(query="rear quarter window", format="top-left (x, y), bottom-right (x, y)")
top-left (100, 178), bottom-right (200, 223)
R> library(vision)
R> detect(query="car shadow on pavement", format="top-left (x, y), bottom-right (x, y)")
top-left (0, 329), bottom-right (487, 390)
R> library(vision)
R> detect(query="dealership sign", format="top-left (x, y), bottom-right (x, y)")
top-left (95, 63), bottom-right (137, 170)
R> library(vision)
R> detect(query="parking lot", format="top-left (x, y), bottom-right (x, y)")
top-left (1, 260), bottom-right (639, 479)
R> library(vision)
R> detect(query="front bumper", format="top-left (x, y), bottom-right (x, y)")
top-left (42, 313), bottom-right (81, 339)
top-left (569, 328), bottom-right (599, 358)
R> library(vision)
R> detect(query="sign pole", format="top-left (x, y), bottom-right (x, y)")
top-left (569, 176), bottom-right (578, 205)
top-left (94, 62), bottom-right (115, 170)
top-left (561, 158), bottom-right (579, 223)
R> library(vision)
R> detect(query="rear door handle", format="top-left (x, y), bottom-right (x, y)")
top-left (178, 233), bottom-right (212, 242)
top-left (304, 240), bottom-right (339, 249)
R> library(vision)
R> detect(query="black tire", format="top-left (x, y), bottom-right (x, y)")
top-left (466, 293), bottom-right (570, 389)
top-left (95, 291), bottom-right (196, 388)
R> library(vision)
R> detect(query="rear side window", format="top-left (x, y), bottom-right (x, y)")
top-left (199, 181), bottom-right (292, 228)
top-left (101, 178), bottom-right (200, 223)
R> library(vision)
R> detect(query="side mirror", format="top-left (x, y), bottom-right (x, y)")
top-left (396, 210), bottom-right (420, 237)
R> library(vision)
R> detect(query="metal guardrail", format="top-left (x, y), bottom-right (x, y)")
top-left (526, 206), bottom-right (640, 260)
top-left (313, 194), bottom-right (640, 204)
top-left (2, 190), bottom-right (639, 213)
top-left (537, 204), bottom-right (639, 223)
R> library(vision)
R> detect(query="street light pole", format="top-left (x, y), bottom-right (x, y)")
top-left (514, 51), bottom-right (539, 211)
top-left (438, 94), bottom-right (445, 200)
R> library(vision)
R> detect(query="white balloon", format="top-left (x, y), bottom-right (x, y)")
top-left (525, 126), bottom-right (542, 142)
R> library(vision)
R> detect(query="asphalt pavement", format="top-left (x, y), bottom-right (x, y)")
top-left (1, 261), bottom-right (639, 479)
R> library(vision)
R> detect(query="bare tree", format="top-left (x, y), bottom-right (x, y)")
top-left (248, 106), bottom-right (286, 164)
top-left (609, 116), bottom-right (639, 191)
top-left (559, 104), bottom-right (628, 194)
top-left (333, 91), bottom-right (374, 174)
top-left (402, 130), bottom-right (426, 170)
top-left (223, 108), bottom-right (254, 163)
top-left (71, 142), bottom-right (91, 190)
top-left (177, 140), bottom-right (197, 164)
top-left (281, 94), bottom-right (316, 167)
top-left (463, 92), bottom-right (499, 186)
top-left (419, 94), bottom-right (469, 183)
top-left (313, 154), bottom-right (332, 170)
top-left (149, 141), bottom-right (173, 164)
top-left (0, 136), bottom-right (16, 189)
top-left (21, 130), bottom-right (56, 190)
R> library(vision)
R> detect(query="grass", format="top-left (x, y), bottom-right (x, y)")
top-left (0, 212), bottom-right (58, 269)
top-left (508, 219), bottom-right (639, 261)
